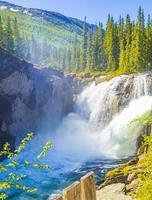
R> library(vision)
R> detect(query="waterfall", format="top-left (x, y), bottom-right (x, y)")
top-left (76, 74), bottom-right (151, 130)
top-left (95, 96), bottom-right (152, 158)
top-left (133, 74), bottom-right (149, 98)
top-left (53, 74), bottom-right (152, 161)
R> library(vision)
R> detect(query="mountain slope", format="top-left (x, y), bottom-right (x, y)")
top-left (0, 1), bottom-right (95, 46)
top-left (0, 1), bottom-right (96, 69)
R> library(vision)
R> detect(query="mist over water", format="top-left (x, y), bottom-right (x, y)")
top-left (51, 96), bottom-right (151, 163)
top-left (8, 74), bottom-right (152, 199)
top-left (53, 74), bottom-right (152, 160)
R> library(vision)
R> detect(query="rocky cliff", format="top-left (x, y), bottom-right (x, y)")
top-left (0, 47), bottom-right (73, 147)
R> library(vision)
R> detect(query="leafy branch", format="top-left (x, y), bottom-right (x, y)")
top-left (0, 133), bottom-right (52, 199)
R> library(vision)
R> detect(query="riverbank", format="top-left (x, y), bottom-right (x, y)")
top-left (50, 135), bottom-right (150, 200)
top-left (97, 133), bottom-right (152, 200)
top-left (66, 70), bottom-right (121, 85)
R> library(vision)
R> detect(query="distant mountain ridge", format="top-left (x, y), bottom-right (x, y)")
top-left (0, 0), bottom-right (95, 35)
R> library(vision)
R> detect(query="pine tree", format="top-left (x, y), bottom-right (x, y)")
top-left (118, 16), bottom-right (124, 46)
top-left (146, 15), bottom-right (152, 68)
top-left (90, 31), bottom-right (96, 70)
top-left (129, 22), bottom-right (138, 72)
top-left (129, 7), bottom-right (146, 72)
top-left (66, 48), bottom-right (72, 72)
top-left (113, 22), bottom-right (119, 69)
top-left (104, 16), bottom-right (116, 71)
top-left (80, 16), bottom-right (88, 71)
top-left (72, 34), bottom-right (78, 72)
top-left (76, 46), bottom-right (81, 71)
top-left (118, 16), bottom-right (125, 72)
top-left (86, 32), bottom-right (92, 71)
top-left (5, 17), bottom-right (14, 53)
top-left (0, 16), bottom-right (4, 47)
top-left (96, 23), bottom-right (106, 70)
top-left (61, 48), bottom-right (66, 71)
top-left (119, 37), bottom-right (125, 72)
top-left (42, 39), bottom-right (50, 62)
top-left (25, 38), bottom-right (32, 61)
top-left (13, 17), bottom-right (23, 57)
top-left (123, 14), bottom-right (132, 72)
top-left (93, 28), bottom-right (98, 70)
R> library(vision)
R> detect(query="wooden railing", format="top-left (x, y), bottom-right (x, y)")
top-left (53, 171), bottom-right (97, 200)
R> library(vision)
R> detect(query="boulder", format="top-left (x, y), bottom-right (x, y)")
top-left (97, 183), bottom-right (134, 200)
top-left (0, 47), bottom-right (74, 145)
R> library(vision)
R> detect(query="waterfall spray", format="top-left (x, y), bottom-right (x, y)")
top-left (53, 74), bottom-right (152, 161)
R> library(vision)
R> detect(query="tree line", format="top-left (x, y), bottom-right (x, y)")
top-left (0, 7), bottom-right (152, 73)
top-left (75, 7), bottom-right (152, 73)
top-left (0, 16), bottom-right (72, 70)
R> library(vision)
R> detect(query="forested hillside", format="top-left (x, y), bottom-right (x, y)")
top-left (0, 2), bottom-right (152, 73)
top-left (0, 1), bottom-right (95, 70)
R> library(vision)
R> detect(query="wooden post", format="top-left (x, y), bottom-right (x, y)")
top-left (53, 195), bottom-right (63, 200)
top-left (63, 181), bottom-right (81, 200)
top-left (81, 171), bottom-right (97, 200)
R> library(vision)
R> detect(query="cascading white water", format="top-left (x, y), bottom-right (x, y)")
top-left (53, 74), bottom-right (152, 161)
top-left (133, 74), bottom-right (149, 98)
top-left (96, 96), bottom-right (152, 158)
top-left (75, 75), bottom-right (128, 129)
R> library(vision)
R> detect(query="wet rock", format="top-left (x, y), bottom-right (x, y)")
top-left (128, 157), bottom-right (139, 165)
top-left (126, 179), bottom-right (139, 194)
top-left (98, 156), bottom-right (139, 190)
top-left (127, 173), bottom-right (137, 183)
top-left (98, 172), bottom-right (128, 190)
top-left (0, 47), bottom-right (74, 144)
top-left (137, 144), bottom-right (148, 156)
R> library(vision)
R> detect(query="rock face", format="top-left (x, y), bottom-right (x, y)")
top-left (0, 47), bottom-right (73, 146)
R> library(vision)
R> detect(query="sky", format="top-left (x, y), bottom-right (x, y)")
top-left (1, 0), bottom-right (152, 26)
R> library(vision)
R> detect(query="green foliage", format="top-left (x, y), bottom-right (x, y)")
top-left (37, 140), bottom-right (52, 159)
top-left (0, 133), bottom-right (52, 200)
top-left (0, 8), bottom-right (82, 71)
top-left (73, 7), bottom-right (152, 74)
top-left (80, 16), bottom-right (88, 71)
top-left (1, 6), bottom-right (152, 73)
top-left (137, 176), bottom-right (152, 200)
top-left (132, 111), bottom-right (152, 126)
top-left (136, 136), bottom-right (152, 200)
top-left (104, 16), bottom-right (116, 71)
top-left (4, 16), bottom-right (14, 53)
top-left (0, 193), bottom-right (7, 200)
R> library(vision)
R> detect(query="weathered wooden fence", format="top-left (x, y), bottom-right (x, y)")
top-left (53, 171), bottom-right (97, 200)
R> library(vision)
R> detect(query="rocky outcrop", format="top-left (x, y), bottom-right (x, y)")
top-left (0, 48), bottom-right (73, 146)
top-left (98, 157), bottom-right (139, 190)
top-left (97, 183), bottom-right (134, 200)
top-left (97, 135), bottom-right (151, 200)
top-left (96, 74), bottom-right (152, 127)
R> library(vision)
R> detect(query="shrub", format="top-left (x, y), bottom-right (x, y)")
top-left (0, 133), bottom-right (52, 199)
